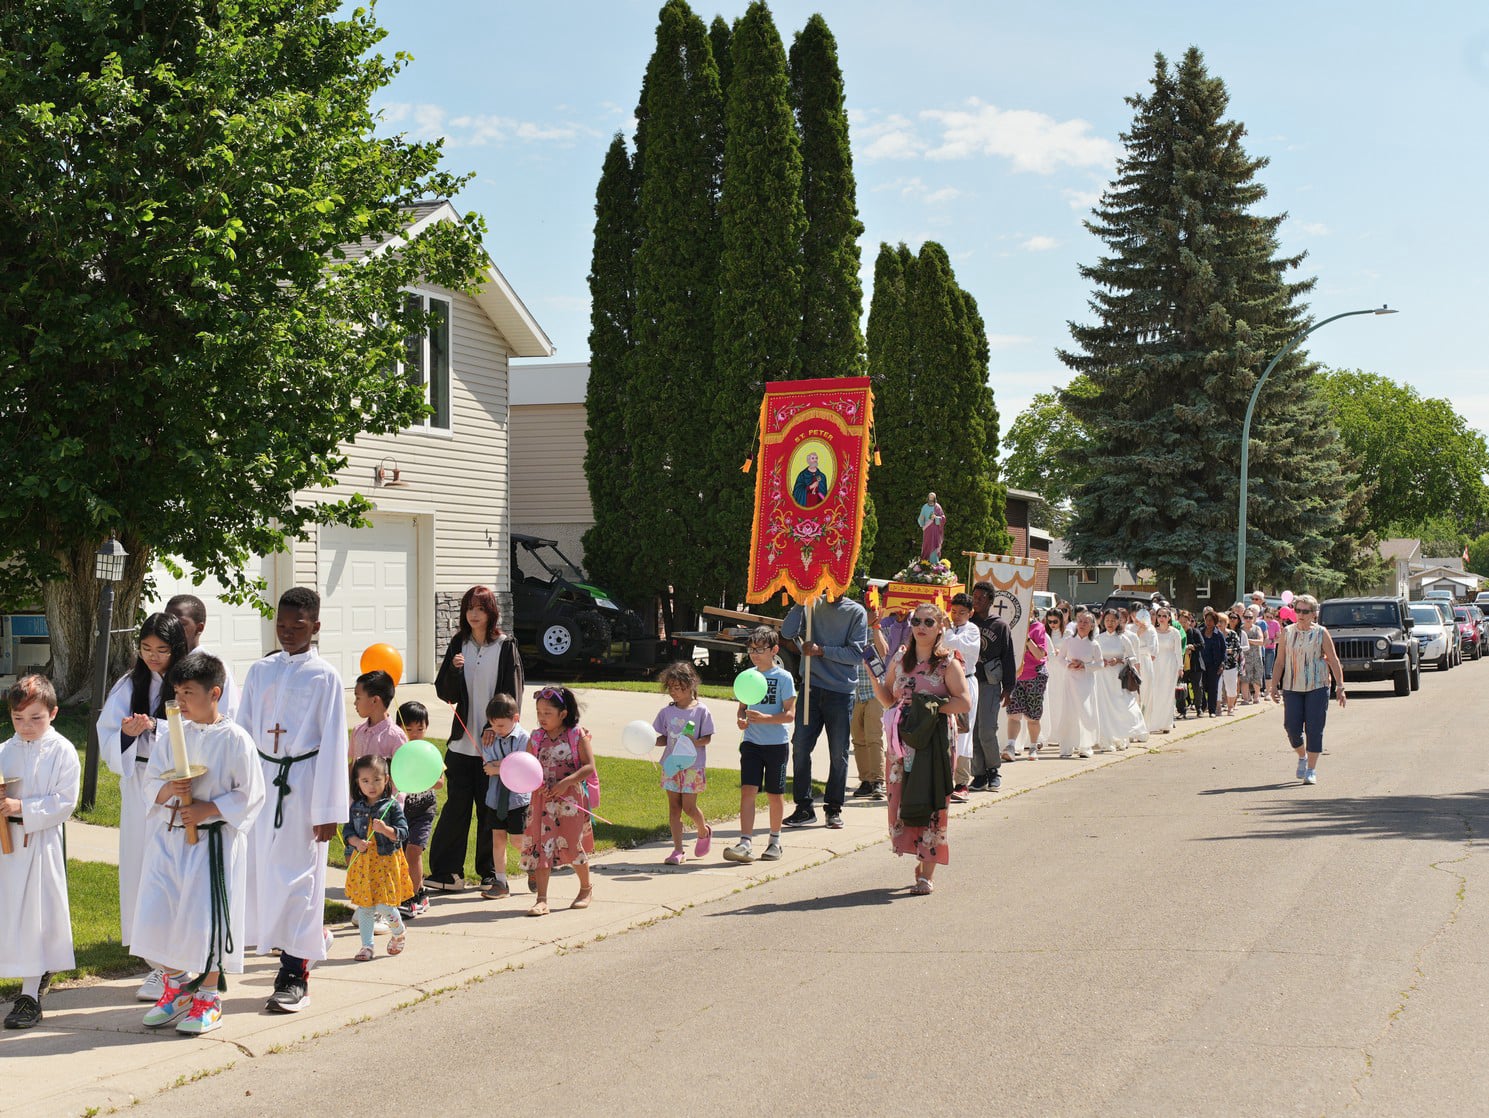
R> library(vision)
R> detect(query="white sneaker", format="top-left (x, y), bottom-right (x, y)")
top-left (373, 916), bottom-right (390, 936)
top-left (760, 841), bottom-right (783, 861)
top-left (1303, 769), bottom-right (1317, 785)
top-left (722, 841), bottom-right (755, 864)
top-left (136, 967), bottom-right (166, 1003)
top-left (1079, 749), bottom-right (1094, 759)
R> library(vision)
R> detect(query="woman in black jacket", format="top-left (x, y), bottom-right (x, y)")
top-left (425, 585), bottom-right (525, 892)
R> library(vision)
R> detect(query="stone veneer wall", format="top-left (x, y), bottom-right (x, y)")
top-left (434, 589), bottom-right (516, 669)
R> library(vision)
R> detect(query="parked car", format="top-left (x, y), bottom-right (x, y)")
top-left (1474, 590), bottom-right (1489, 613)
top-left (1423, 589), bottom-right (1457, 607)
top-left (509, 533), bottom-right (648, 668)
top-left (1407, 601), bottom-right (1455, 671)
top-left (1427, 599), bottom-right (1462, 667)
top-left (1453, 606), bottom-right (1482, 661)
top-left (1318, 597), bottom-right (1419, 695)
top-left (1472, 606), bottom-right (1489, 657)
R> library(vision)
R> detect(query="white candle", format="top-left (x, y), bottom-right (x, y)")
top-left (164, 701), bottom-right (191, 778)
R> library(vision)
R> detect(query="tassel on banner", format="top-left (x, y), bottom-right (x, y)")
top-left (741, 456), bottom-right (753, 473)
top-left (873, 449), bottom-right (881, 466)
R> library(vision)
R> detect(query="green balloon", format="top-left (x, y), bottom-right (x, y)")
top-left (734, 668), bottom-right (769, 705)
top-left (390, 739), bottom-right (444, 795)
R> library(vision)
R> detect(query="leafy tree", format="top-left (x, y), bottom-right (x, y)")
top-left (869, 241), bottom-right (1009, 570)
top-left (1060, 48), bottom-right (1349, 605)
top-left (1386, 512), bottom-right (1469, 562)
top-left (1002, 376), bottom-right (1097, 531)
top-left (630, 0), bottom-right (724, 628)
top-left (1466, 532), bottom-right (1489, 578)
top-left (1316, 368), bottom-right (1489, 533)
top-left (707, 0), bottom-right (804, 609)
top-left (582, 134), bottom-right (643, 605)
top-left (0, 0), bottom-right (483, 696)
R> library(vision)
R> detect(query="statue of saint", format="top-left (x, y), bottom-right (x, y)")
top-left (918, 492), bottom-right (945, 562)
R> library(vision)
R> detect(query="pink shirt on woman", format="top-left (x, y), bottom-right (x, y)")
top-left (1018, 621), bottom-right (1049, 681)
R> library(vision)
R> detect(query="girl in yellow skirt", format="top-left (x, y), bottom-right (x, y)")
top-left (344, 755), bottom-right (414, 960)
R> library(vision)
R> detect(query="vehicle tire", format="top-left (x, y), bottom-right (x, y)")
top-left (1410, 661), bottom-right (1421, 690)
top-left (538, 619), bottom-right (582, 665)
top-left (1394, 668), bottom-right (1410, 696)
top-left (1438, 650), bottom-right (1450, 671)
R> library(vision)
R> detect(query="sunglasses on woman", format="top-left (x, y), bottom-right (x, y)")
top-left (909, 617), bottom-right (939, 627)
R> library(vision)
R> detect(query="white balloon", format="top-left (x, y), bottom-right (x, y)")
top-left (622, 719), bottom-right (657, 756)
top-left (670, 738), bottom-right (697, 764)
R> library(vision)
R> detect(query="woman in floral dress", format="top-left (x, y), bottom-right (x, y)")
top-left (870, 602), bottom-right (971, 895)
top-left (519, 686), bottom-right (595, 916)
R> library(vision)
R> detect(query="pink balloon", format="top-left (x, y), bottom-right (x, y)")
top-left (1281, 590), bottom-right (1294, 605)
top-left (499, 751), bottom-right (544, 795)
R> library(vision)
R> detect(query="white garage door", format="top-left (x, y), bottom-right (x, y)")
top-left (145, 557), bottom-right (274, 687)
top-left (318, 517), bottom-right (419, 685)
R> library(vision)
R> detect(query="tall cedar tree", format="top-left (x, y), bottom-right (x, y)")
top-left (0, 0), bottom-right (484, 695)
top-left (788, 12), bottom-right (874, 576)
top-left (869, 242), bottom-right (1010, 568)
top-left (583, 134), bottom-right (643, 604)
top-left (1059, 48), bottom-right (1350, 604)
top-left (709, 15), bottom-right (732, 95)
top-left (709, 1), bottom-right (805, 609)
top-left (631, 0), bottom-right (724, 627)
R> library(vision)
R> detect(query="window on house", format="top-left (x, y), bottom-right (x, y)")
top-left (1196, 580), bottom-right (1211, 599)
top-left (399, 292), bottom-right (452, 431)
top-left (1078, 568), bottom-right (1098, 584)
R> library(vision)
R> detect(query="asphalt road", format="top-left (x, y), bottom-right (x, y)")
top-left (138, 663), bottom-right (1489, 1118)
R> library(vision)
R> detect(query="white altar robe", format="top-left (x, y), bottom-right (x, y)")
top-left (238, 649), bottom-right (348, 961)
top-left (0, 728), bottom-right (80, 976)
top-left (96, 673), bottom-right (161, 948)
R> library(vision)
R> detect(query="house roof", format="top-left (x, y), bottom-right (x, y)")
top-left (1379, 537), bottom-right (1421, 563)
top-left (1005, 487), bottom-right (1043, 504)
top-left (1410, 566), bottom-right (1481, 588)
top-left (344, 200), bottom-right (555, 359)
top-left (1417, 557), bottom-right (1465, 572)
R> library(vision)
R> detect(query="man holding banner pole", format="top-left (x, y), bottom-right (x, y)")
top-left (781, 596), bottom-right (869, 830)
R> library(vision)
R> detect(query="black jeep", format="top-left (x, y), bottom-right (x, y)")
top-left (1316, 596), bottom-right (1420, 696)
top-left (509, 534), bottom-right (647, 668)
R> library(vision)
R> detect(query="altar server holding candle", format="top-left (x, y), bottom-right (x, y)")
top-left (133, 652), bottom-right (265, 1036)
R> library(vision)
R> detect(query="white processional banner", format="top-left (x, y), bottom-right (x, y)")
top-left (964, 552), bottom-right (1040, 654)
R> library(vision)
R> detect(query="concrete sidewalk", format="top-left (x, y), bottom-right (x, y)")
top-left (12, 703), bottom-right (1271, 1117)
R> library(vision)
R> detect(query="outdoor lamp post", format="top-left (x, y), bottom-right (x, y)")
top-left (81, 534), bottom-right (129, 810)
top-left (1235, 306), bottom-right (1398, 602)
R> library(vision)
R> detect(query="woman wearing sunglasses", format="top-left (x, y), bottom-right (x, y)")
top-left (1269, 594), bottom-right (1346, 785)
top-left (869, 603), bottom-right (971, 895)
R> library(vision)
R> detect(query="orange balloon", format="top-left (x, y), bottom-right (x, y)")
top-left (360, 643), bottom-right (404, 686)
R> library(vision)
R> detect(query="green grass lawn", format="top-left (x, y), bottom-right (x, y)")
top-left (0, 861), bottom-right (133, 998)
top-left (0, 707), bottom-right (122, 827)
top-left (328, 747), bottom-right (806, 881)
top-left (571, 679), bottom-right (738, 702)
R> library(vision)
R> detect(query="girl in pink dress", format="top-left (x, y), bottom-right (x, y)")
top-left (518, 687), bottom-right (595, 916)
top-left (871, 603), bottom-right (972, 895)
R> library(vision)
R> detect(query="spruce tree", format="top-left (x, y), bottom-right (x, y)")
top-left (1060, 48), bottom-right (1350, 603)
top-left (789, 13), bottom-right (864, 381)
top-left (630, 0), bottom-right (724, 626)
top-left (706, 0), bottom-right (804, 609)
top-left (582, 134), bottom-right (643, 604)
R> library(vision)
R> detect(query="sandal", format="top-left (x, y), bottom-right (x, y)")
top-left (354, 945), bottom-right (374, 961)
top-left (913, 876), bottom-right (935, 896)
top-left (570, 886), bottom-right (593, 910)
top-left (527, 900), bottom-right (550, 917)
top-left (695, 826), bottom-right (712, 858)
top-left (386, 933), bottom-right (406, 956)
top-left (664, 850), bottom-right (685, 866)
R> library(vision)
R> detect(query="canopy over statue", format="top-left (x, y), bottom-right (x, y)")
top-left (918, 492), bottom-right (945, 563)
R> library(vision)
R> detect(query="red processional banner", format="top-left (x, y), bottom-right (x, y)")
top-left (746, 376), bottom-right (874, 604)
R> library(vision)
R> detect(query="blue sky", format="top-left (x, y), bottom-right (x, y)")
top-left (366, 1), bottom-right (1489, 435)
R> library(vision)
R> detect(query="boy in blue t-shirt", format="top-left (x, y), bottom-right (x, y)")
top-left (724, 627), bottom-right (797, 864)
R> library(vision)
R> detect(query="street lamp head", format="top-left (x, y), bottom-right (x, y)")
top-left (94, 535), bottom-right (129, 583)
top-left (1373, 305), bottom-right (1398, 315)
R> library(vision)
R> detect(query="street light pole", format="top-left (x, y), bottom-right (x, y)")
top-left (82, 535), bottom-right (128, 811)
top-left (1236, 306), bottom-right (1398, 602)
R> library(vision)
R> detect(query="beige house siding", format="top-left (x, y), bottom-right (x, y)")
top-left (288, 282), bottom-right (516, 680)
top-left (510, 400), bottom-right (592, 566)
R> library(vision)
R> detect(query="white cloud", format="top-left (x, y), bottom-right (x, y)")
top-left (1062, 187), bottom-right (1102, 211)
top-left (1300, 221), bottom-right (1331, 236)
top-left (921, 99), bottom-right (1120, 173)
top-left (1020, 235), bottom-right (1059, 252)
top-left (875, 177), bottom-right (963, 205)
top-left (924, 186), bottom-right (962, 204)
top-left (860, 113), bottom-right (924, 160)
top-left (379, 102), bottom-right (593, 148)
top-left (987, 333), bottom-right (1034, 349)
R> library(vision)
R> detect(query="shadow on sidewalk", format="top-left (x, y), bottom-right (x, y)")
top-left (706, 886), bottom-right (904, 917)
top-left (1197, 790), bottom-right (1489, 845)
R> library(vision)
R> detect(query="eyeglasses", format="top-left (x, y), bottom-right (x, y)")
top-left (909, 617), bottom-right (939, 627)
top-left (1295, 607), bottom-right (1315, 615)
top-left (535, 687), bottom-right (566, 702)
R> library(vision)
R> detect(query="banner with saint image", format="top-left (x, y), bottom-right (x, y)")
top-left (746, 376), bottom-right (874, 604)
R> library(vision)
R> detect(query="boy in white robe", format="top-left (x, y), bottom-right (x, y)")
top-left (238, 586), bottom-right (349, 1013)
top-left (134, 652), bottom-right (265, 1035)
top-left (165, 594), bottom-right (240, 719)
top-left (1, 674), bottom-right (80, 1030)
